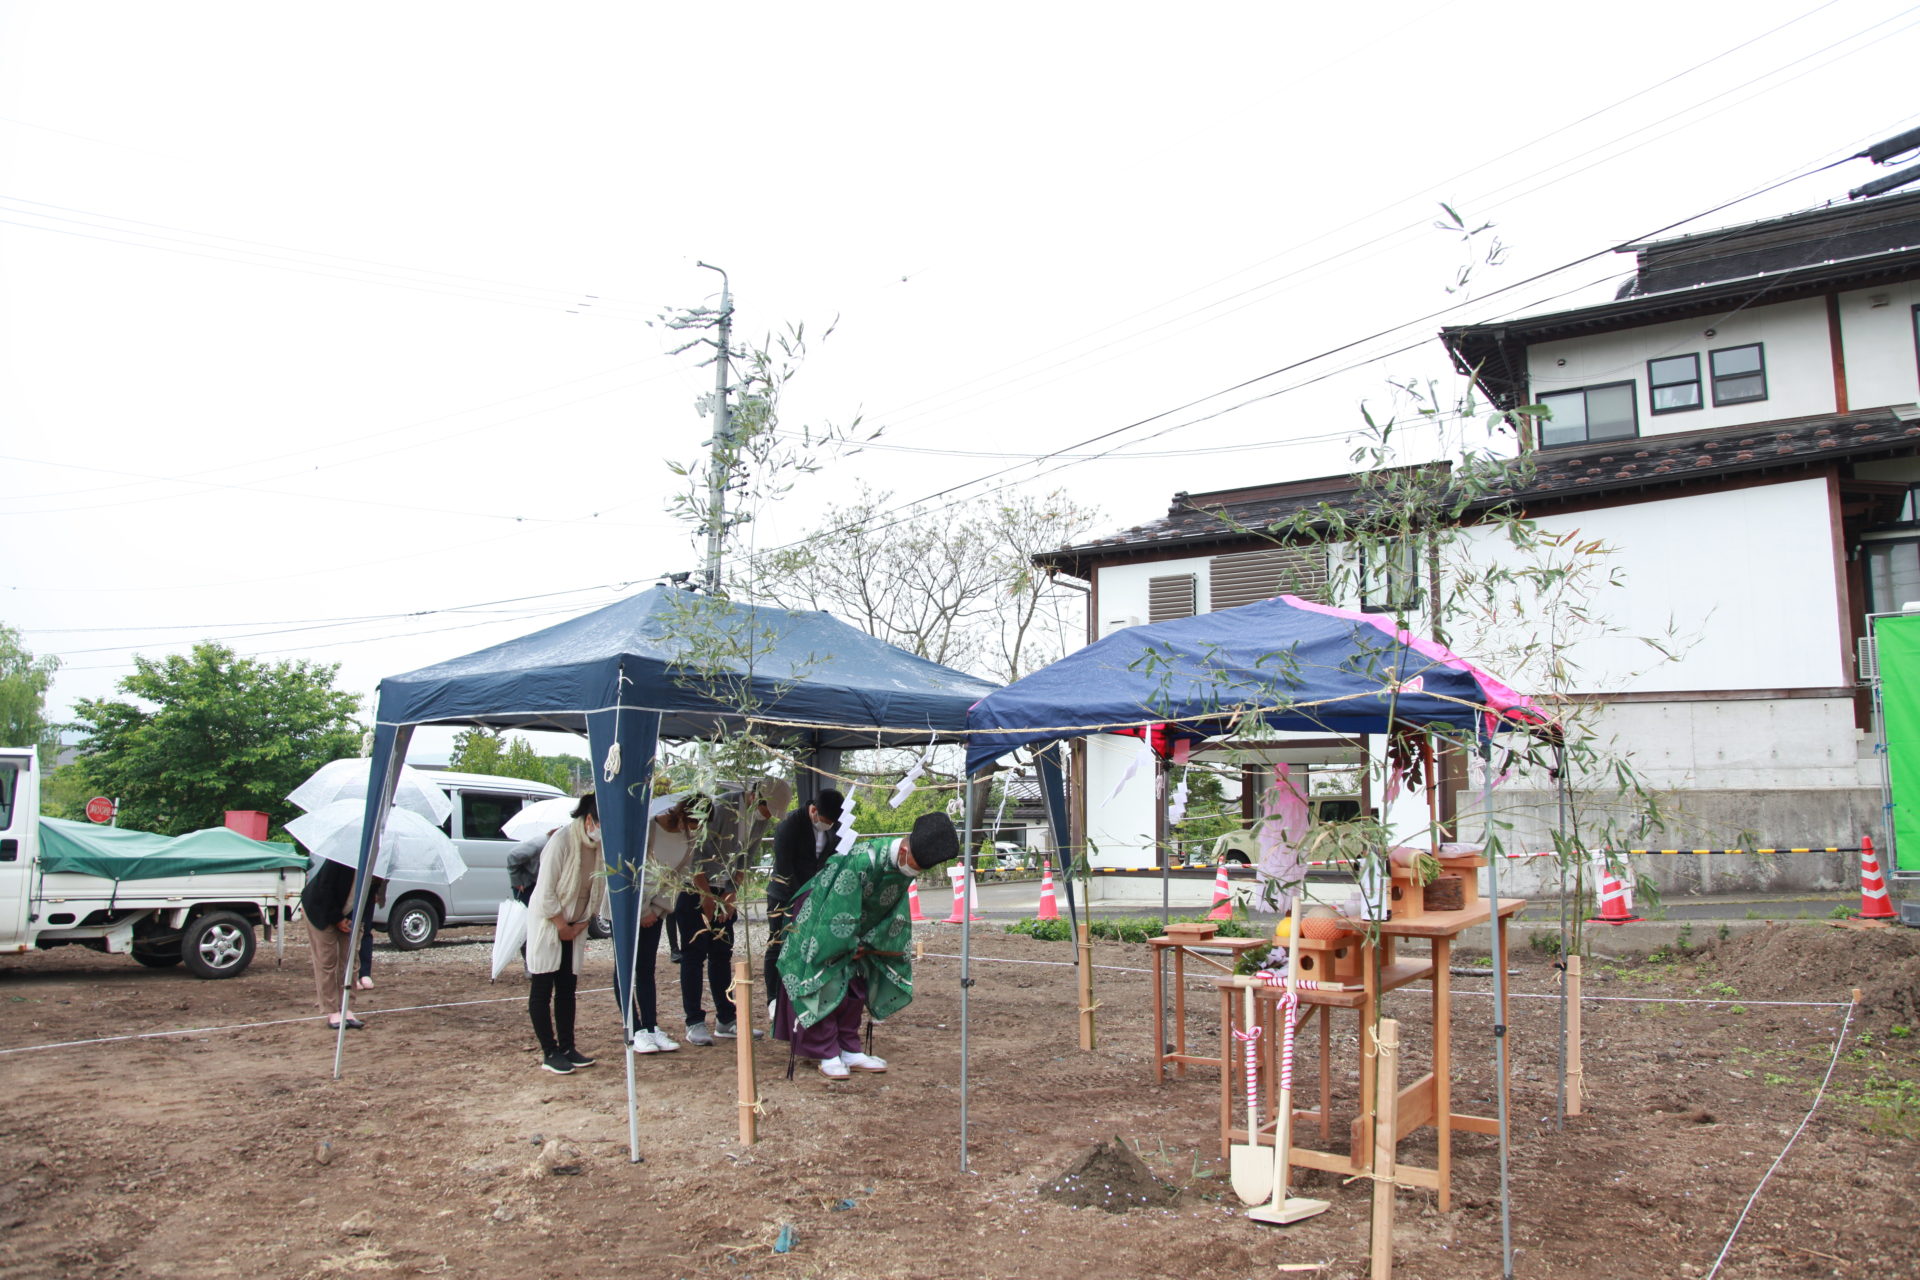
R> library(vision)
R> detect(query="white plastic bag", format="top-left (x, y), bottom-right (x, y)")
top-left (490, 899), bottom-right (530, 980)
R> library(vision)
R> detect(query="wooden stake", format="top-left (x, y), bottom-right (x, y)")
top-left (733, 956), bottom-right (757, 1145)
top-left (1566, 954), bottom-right (1584, 1117)
top-left (1370, 1018), bottom-right (1401, 1280)
top-left (1077, 922), bottom-right (1096, 1051)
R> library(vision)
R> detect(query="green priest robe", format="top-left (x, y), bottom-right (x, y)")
top-left (776, 836), bottom-right (916, 1028)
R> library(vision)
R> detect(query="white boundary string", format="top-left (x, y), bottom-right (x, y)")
top-left (1702, 998), bottom-right (1857, 1280)
top-left (0, 985), bottom-right (618, 1056)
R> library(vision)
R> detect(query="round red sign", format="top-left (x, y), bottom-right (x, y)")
top-left (84, 796), bottom-right (116, 824)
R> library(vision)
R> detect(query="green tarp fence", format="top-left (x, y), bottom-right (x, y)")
top-left (38, 818), bottom-right (307, 881)
top-left (1877, 611), bottom-right (1920, 872)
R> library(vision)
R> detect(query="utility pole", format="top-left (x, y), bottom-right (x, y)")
top-left (697, 262), bottom-right (733, 593)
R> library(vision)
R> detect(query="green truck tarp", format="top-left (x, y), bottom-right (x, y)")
top-left (38, 818), bottom-right (307, 881)
top-left (1878, 611), bottom-right (1920, 872)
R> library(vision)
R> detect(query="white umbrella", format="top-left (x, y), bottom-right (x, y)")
top-left (288, 757), bottom-right (453, 826)
top-left (502, 795), bottom-right (576, 843)
top-left (490, 899), bottom-right (530, 980)
top-left (287, 801), bottom-right (468, 883)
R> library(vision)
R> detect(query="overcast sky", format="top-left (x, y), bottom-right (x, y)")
top-left (5, 1), bottom-right (1917, 759)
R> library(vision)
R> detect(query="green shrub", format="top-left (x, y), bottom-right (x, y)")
top-left (1001, 913), bottom-right (1254, 944)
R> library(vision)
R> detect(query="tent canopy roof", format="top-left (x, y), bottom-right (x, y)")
top-left (965, 594), bottom-right (1551, 772)
top-left (376, 586), bottom-right (1000, 748)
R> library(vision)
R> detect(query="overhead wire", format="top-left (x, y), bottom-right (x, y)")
top-left (848, 0), bottom-right (1913, 443)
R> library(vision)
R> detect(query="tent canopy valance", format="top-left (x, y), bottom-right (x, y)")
top-left (374, 585), bottom-right (1001, 748)
top-left (964, 594), bottom-right (1555, 773)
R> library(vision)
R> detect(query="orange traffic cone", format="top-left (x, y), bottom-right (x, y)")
top-left (1036, 866), bottom-right (1060, 921)
top-left (941, 868), bottom-right (967, 923)
top-left (1587, 866), bottom-right (1640, 925)
top-left (1207, 864), bottom-right (1234, 921)
top-left (908, 880), bottom-right (926, 922)
top-left (1858, 836), bottom-right (1898, 921)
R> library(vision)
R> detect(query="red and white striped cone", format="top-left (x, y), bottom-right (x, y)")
top-left (941, 867), bottom-right (967, 924)
top-left (1036, 866), bottom-right (1061, 921)
top-left (1207, 863), bottom-right (1234, 920)
top-left (1858, 836), bottom-right (1898, 921)
top-left (1587, 867), bottom-right (1641, 925)
top-left (908, 879), bottom-right (926, 922)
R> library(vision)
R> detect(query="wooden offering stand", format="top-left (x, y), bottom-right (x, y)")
top-left (1216, 894), bottom-right (1525, 1212)
top-left (1149, 926), bottom-right (1268, 1083)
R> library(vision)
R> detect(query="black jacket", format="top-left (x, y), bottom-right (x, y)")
top-left (301, 860), bottom-right (357, 931)
top-left (767, 809), bottom-right (834, 908)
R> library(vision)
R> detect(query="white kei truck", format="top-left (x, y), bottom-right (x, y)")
top-left (0, 747), bottom-right (306, 978)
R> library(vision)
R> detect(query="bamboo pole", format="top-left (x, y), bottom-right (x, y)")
top-left (733, 956), bottom-right (757, 1145)
top-left (1566, 954), bottom-right (1583, 1117)
top-left (1077, 922), bottom-right (1096, 1050)
top-left (1370, 1018), bottom-right (1401, 1280)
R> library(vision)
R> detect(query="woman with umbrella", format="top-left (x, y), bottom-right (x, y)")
top-left (525, 793), bottom-right (609, 1075)
top-left (302, 860), bottom-right (383, 1030)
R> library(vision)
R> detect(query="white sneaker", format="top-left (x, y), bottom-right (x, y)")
top-left (646, 1027), bottom-right (681, 1053)
top-left (630, 1027), bottom-right (659, 1054)
top-left (841, 1050), bottom-right (888, 1073)
top-left (818, 1055), bottom-right (850, 1080)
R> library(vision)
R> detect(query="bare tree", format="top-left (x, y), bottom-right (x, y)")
top-left (742, 486), bottom-right (1100, 685)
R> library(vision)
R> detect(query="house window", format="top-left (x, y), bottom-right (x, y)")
top-left (1539, 381), bottom-right (1637, 448)
top-left (1710, 343), bottom-right (1767, 405)
top-left (1647, 354), bottom-right (1702, 414)
top-left (1147, 573), bottom-right (1197, 622)
top-left (1359, 537), bottom-right (1422, 613)
top-left (1868, 539), bottom-right (1920, 614)
top-left (1208, 547), bottom-right (1328, 610)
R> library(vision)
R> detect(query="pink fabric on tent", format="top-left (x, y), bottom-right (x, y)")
top-left (1255, 762), bottom-right (1312, 909)
top-left (1278, 594), bottom-right (1552, 730)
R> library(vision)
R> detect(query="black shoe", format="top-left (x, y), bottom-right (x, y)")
top-left (562, 1048), bottom-right (596, 1068)
top-left (540, 1052), bottom-right (575, 1075)
top-left (669, 950), bottom-right (683, 964)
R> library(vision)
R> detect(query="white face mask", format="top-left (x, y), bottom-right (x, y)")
top-left (812, 818), bottom-right (833, 833)
top-left (581, 820), bottom-right (601, 847)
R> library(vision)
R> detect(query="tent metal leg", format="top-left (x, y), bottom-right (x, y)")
top-left (1482, 740), bottom-right (1515, 1280)
top-left (960, 774), bottom-right (977, 1172)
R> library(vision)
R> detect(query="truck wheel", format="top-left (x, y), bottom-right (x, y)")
top-left (388, 896), bottom-right (440, 951)
top-left (588, 914), bottom-right (611, 940)
top-left (182, 911), bottom-right (256, 979)
top-left (132, 950), bottom-right (183, 969)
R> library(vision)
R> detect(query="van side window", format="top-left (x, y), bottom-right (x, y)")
top-left (0, 762), bottom-right (15, 829)
top-left (460, 792), bottom-right (526, 841)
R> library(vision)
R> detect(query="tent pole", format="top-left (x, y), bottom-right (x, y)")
top-left (1555, 743), bottom-right (1570, 1130)
top-left (959, 771), bottom-right (977, 1172)
top-left (627, 794), bottom-right (651, 1165)
top-left (1481, 738), bottom-right (1515, 1280)
top-left (334, 723), bottom-right (411, 1081)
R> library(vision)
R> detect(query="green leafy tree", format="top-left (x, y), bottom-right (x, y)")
top-left (70, 643), bottom-right (362, 835)
top-left (449, 728), bottom-right (575, 791)
top-left (0, 623), bottom-right (60, 764)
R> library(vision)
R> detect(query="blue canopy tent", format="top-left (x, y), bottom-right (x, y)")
top-left (339, 586), bottom-right (1002, 1158)
top-left (962, 594), bottom-right (1553, 1259)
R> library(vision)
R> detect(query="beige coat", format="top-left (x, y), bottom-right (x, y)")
top-left (525, 822), bottom-right (609, 976)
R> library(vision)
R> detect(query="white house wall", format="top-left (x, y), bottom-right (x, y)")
top-left (1527, 297), bottom-right (1832, 437)
top-left (1836, 281), bottom-right (1920, 411)
top-left (1453, 477), bottom-right (1845, 696)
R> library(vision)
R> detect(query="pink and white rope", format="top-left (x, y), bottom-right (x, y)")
top-left (1234, 1023), bottom-right (1262, 1120)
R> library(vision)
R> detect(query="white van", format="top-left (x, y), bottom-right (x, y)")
top-left (374, 770), bottom-right (566, 950)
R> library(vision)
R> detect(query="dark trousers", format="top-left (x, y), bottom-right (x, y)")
top-left (764, 898), bottom-right (794, 1005)
top-left (627, 915), bottom-right (664, 1030)
top-left (790, 976), bottom-right (867, 1060)
top-left (355, 922), bottom-right (374, 982)
top-left (528, 939), bottom-right (577, 1056)
top-left (665, 907), bottom-right (682, 957)
top-left (675, 891), bottom-right (736, 1028)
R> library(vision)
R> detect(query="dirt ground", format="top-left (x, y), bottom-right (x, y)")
top-left (2, 914), bottom-right (1917, 1280)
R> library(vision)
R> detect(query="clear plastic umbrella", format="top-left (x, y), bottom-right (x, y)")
top-left (502, 796), bottom-right (575, 844)
top-left (288, 757), bottom-right (453, 826)
top-left (286, 801), bottom-right (467, 882)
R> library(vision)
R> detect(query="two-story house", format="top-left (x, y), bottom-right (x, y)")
top-left (1038, 189), bottom-right (1920, 896)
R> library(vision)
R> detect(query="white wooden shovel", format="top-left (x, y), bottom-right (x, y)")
top-left (1229, 980), bottom-right (1275, 1204)
top-left (1249, 892), bottom-right (1330, 1225)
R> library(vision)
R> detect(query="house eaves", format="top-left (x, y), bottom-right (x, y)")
top-left (1037, 410), bottom-right (1920, 577)
top-left (1443, 244), bottom-right (1920, 410)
